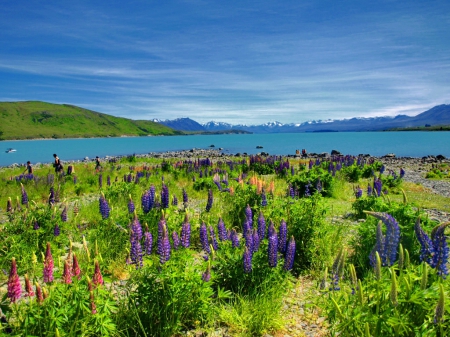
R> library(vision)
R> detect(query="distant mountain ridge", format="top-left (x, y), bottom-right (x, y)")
top-left (156, 104), bottom-right (450, 133)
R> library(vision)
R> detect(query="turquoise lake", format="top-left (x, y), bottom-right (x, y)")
top-left (1, 132), bottom-right (449, 167)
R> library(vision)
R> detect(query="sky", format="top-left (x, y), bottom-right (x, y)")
top-left (1, 1), bottom-right (449, 125)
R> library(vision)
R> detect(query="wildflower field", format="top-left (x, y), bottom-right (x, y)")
top-left (0, 154), bottom-right (448, 336)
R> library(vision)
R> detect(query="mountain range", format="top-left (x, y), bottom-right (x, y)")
top-left (156, 104), bottom-right (450, 133)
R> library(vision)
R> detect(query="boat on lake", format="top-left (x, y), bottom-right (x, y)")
top-left (5, 148), bottom-right (16, 153)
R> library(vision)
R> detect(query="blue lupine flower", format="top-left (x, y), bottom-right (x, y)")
top-left (230, 229), bottom-right (240, 248)
top-left (268, 234), bottom-right (278, 267)
top-left (252, 229), bottom-right (260, 253)
top-left (99, 193), bottom-right (110, 219)
top-left (61, 206), bottom-right (68, 222)
top-left (21, 184), bottom-right (28, 206)
top-left (367, 184), bottom-right (373, 197)
top-left (209, 226), bottom-right (218, 251)
top-left (49, 186), bottom-right (55, 205)
top-left (268, 220), bottom-right (276, 238)
top-left (380, 165), bottom-right (385, 174)
top-left (98, 174), bottom-right (103, 188)
top-left (245, 204), bottom-right (253, 227)
top-left (149, 185), bottom-right (156, 209)
top-left (130, 231), bottom-right (143, 268)
top-left (431, 224), bottom-right (449, 277)
top-left (130, 213), bottom-right (143, 241)
top-left (144, 231), bottom-right (153, 255)
top-left (399, 168), bottom-right (405, 179)
top-left (159, 228), bottom-right (171, 264)
top-left (182, 189), bottom-right (188, 204)
top-left (289, 185), bottom-right (295, 199)
top-left (414, 219), bottom-right (435, 265)
top-left (243, 247), bottom-right (252, 273)
top-left (369, 221), bottom-right (385, 268)
top-left (128, 195), bottom-right (135, 213)
top-left (200, 222), bottom-right (211, 254)
top-left (172, 231), bottom-right (181, 250)
top-left (261, 190), bottom-right (268, 207)
top-left (202, 263), bottom-right (211, 282)
top-left (284, 236), bottom-right (296, 271)
top-left (217, 218), bottom-right (228, 241)
top-left (316, 178), bottom-right (322, 193)
top-left (181, 214), bottom-right (191, 248)
top-left (161, 184), bottom-right (169, 209)
top-left (366, 212), bottom-right (400, 266)
top-left (278, 220), bottom-right (287, 254)
top-left (304, 182), bottom-right (311, 197)
top-left (54, 224), bottom-right (60, 236)
top-left (107, 175), bottom-right (111, 186)
top-left (157, 216), bottom-right (166, 256)
top-left (373, 178), bottom-right (382, 197)
top-left (141, 191), bottom-right (151, 214)
top-left (205, 189), bottom-right (213, 212)
top-left (172, 195), bottom-right (178, 206)
top-left (257, 212), bottom-right (266, 240)
top-left (355, 186), bottom-right (363, 199)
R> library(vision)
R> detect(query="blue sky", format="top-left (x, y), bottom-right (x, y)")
top-left (1, 1), bottom-right (449, 124)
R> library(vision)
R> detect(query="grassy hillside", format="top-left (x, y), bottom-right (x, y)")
top-left (0, 101), bottom-right (181, 140)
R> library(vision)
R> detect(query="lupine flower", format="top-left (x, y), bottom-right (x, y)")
top-left (130, 213), bottom-right (143, 241)
top-left (159, 227), bottom-right (171, 264)
top-left (128, 195), bottom-right (135, 213)
top-left (380, 165), bottom-right (385, 174)
top-left (278, 220), bottom-right (287, 254)
top-left (49, 186), bottom-right (55, 205)
top-left (217, 218), bottom-right (227, 241)
top-left (144, 230), bottom-right (153, 255)
top-left (268, 220), bottom-right (276, 238)
top-left (172, 195), bottom-right (178, 206)
top-left (414, 219), bottom-right (435, 265)
top-left (230, 229), bottom-right (240, 248)
top-left (367, 184), bottom-right (372, 197)
top-left (330, 248), bottom-right (345, 291)
top-left (43, 242), bottom-right (54, 283)
top-left (366, 212), bottom-right (400, 266)
top-left (24, 274), bottom-right (34, 297)
top-left (399, 168), bottom-right (405, 179)
top-left (252, 229), bottom-right (260, 252)
top-left (62, 260), bottom-right (72, 284)
top-left (98, 174), bottom-right (103, 188)
top-left (268, 234), bottom-right (278, 267)
top-left (8, 258), bottom-right (22, 303)
top-left (245, 204), bottom-right (253, 227)
top-left (244, 228), bottom-right (253, 253)
top-left (92, 261), bottom-right (104, 287)
top-left (161, 183), bottom-right (170, 209)
top-left (373, 178), bottom-right (382, 197)
top-left (289, 185), bottom-right (295, 199)
top-left (141, 190), bottom-right (150, 213)
top-left (172, 231), bottom-right (181, 250)
top-left (35, 282), bottom-right (44, 304)
top-left (209, 226), bottom-right (219, 251)
top-left (90, 291), bottom-right (97, 315)
top-left (149, 185), bottom-right (156, 208)
top-left (431, 223), bottom-right (449, 277)
top-left (199, 222), bottom-right (211, 254)
top-left (202, 262), bottom-right (211, 282)
top-left (304, 182), bottom-right (311, 197)
top-left (284, 236), bottom-right (296, 271)
top-left (243, 247), bottom-right (252, 273)
top-left (257, 212), bottom-right (266, 240)
top-left (369, 221), bottom-right (385, 268)
top-left (54, 223), bottom-right (60, 236)
top-left (99, 193), bottom-right (110, 220)
top-left (182, 188), bottom-right (188, 205)
top-left (21, 183), bottom-right (28, 206)
top-left (261, 189), bottom-right (268, 207)
top-left (72, 253), bottom-right (81, 279)
top-left (354, 186), bottom-right (363, 199)
top-left (33, 221), bottom-right (40, 230)
top-left (434, 284), bottom-right (445, 324)
top-left (205, 189), bottom-right (213, 212)
top-left (181, 214), bottom-right (191, 248)
top-left (61, 205), bottom-right (68, 222)
top-left (319, 267), bottom-right (328, 290)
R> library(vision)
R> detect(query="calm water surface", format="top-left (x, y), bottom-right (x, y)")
top-left (1, 132), bottom-right (449, 167)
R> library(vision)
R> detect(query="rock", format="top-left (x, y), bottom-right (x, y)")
top-left (437, 154), bottom-right (446, 160)
top-left (384, 153), bottom-right (396, 158)
top-left (209, 144), bottom-right (215, 148)
top-left (256, 145), bottom-right (263, 149)
top-left (331, 149), bottom-right (341, 155)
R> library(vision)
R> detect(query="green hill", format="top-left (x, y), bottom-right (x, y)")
top-left (0, 101), bottom-right (182, 140)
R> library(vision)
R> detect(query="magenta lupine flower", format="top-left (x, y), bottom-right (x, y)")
top-left (62, 260), bottom-right (72, 284)
top-left (217, 218), bottom-right (228, 241)
top-left (144, 231), bottom-right (153, 255)
top-left (24, 274), bottom-right (34, 297)
top-left (60, 206), bottom-right (68, 222)
top-left (284, 236), bottom-right (296, 271)
top-left (161, 183), bottom-right (170, 209)
top-left (209, 226), bottom-right (219, 251)
top-left (90, 291), bottom-right (97, 315)
top-left (268, 234), bottom-right (278, 267)
top-left (72, 253), bottom-right (81, 279)
top-left (128, 195), bottom-right (135, 213)
top-left (243, 247), bottom-right (253, 273)
top-left (36, 282), bottom-right (44, 304)
top-left (245, 204), bottom-right (253, 227)
top-left (43, 242), bottom-right (54, 283)
top-left (21, 183), bottom-right (28, 206)
top-left (54, 224), bottom-right (60, 236)
top-left (200, 222), bottom-right (211, 254)
top-left (8, 258), bottom-right (22, 303)
top-left (159, 227), bottom-right (171, 264)
top-left (92, 261), bottom-right (104, 287)
top-left (99, 193), bottom-right (110, 220)
top-left (172, 231), bottom-right (181, 250)
top-left (257, 212), bottom-right (266, 240)
top-left (181, 214), bottom-right (191, 248)
top-left (278, 220), bottom-right (287, 254)
top-left (205, 189), bottom-right (213, 212)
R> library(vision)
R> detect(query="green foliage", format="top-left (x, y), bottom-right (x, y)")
top-left (289, 168), bottom-right (334, 197)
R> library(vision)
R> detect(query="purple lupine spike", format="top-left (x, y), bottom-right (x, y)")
top-left (99, 193), bottom-right (110, 219)
top-left (130, 213), bottom-right (143, 241)
top-left (268, 234), bottom-right (278, 267)
top-left (217, 218), bottom-right (227, 241)
top-left (243, 247), bottom-right (253, 273)
top-left (43, 242), bottom-right (54, 283)
top-left (355, 186), bottom-right (363, 199)
top-left (181, 214), bottom-right (191, 248)
top-left (278, 220), bottom-right (288, 254)
top-left (304, 182), bottom-right (311, 197)
top-left (159, 227), bottom-right (171, 264)
top-left (308, 160), bottom-right (313, 170)
top-left (399, 168), bottom-right (405, 179)
top-left (289, 185), bottom-right (295, 199)
top-left (49, 186), bottom-right (55, 205)
top-left (431, 224), bottom-right (449, 277)
top-left (373, 178), bottom-right (382, 197)
top-left (130, 230), bottom-right (143, 268)
top-left (144, 231), bottom-right (153, 255)
top-left (172, 231), bottom-right (181, 250)
top-left (252, 229), bottom-right (260, 252)
top-left (199, 222), bottom-right (211, 254)
top-left (205, 189), bottom-right (213, 212)
top-left (257, 212), bottom-right (266, 240)
top-left (182, 189), bottom-right (188, 204)
top-left (370, 221), bottom-right (385, 268)
top-left (127, 173), bottom-right (132, 183)
top-left (261, 189), bottom-right (268, 207)
top-left (98, 174), bottom-right (103, 188)
top-left (244, 228), bottom-right (253, 253)
top-left (141, 191), bottom-right (150, 213)
top-left (33, 220), bottom-right (40, 230)
top-left (243, 219), bottom-right (252, 236)
top-left (161, 183), bottom-right (169, 209)
top-left (380, 165), bottom-right (385, 174)
top-left (202, 263), bottom-right (211, 282)
top-left (245, 204), bottom-right (253, 227)
top-left (149, 185), bottom-right (156, 209)
top-left (127, 195), bottom-right (135, 213)
top-left (21, 184), bottom-right (28, 206)
top-left (367, 184), bottom-right (373, 197)
top-left (7, 258), bottom-right (22, 303)
top-left (284, 236), bottom-right (296, 271)
top-left (366, 212), bottom-right (400, 266)
top-left (291, 166), bottom-right (295, 176)
top-left (230, 229), bottom-right (240, 248)
top-left (172, 195), bottom-right (178, 206)
top-left (268, 220), bottom-right (276, 238)
top-left (73, 175), bottom-right (77, 184)
top-left (209, 226), bottom-right (219, 251)
top-left (54, 223), bottom-right (60, 236)
top-left (61, 206), bottom-right (68, 222)
top-left (157, 216), bottom-right (166, 256)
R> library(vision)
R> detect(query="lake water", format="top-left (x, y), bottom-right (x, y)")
top-left (1, 132), bottom-right (449, 167)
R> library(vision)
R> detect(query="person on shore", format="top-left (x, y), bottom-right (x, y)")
top-left (95, 156), bottom-right (102, 171)
top-left (23, 161), bottom-right (33, 175)
top-left (53, 154), bottom-right (64, 173)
